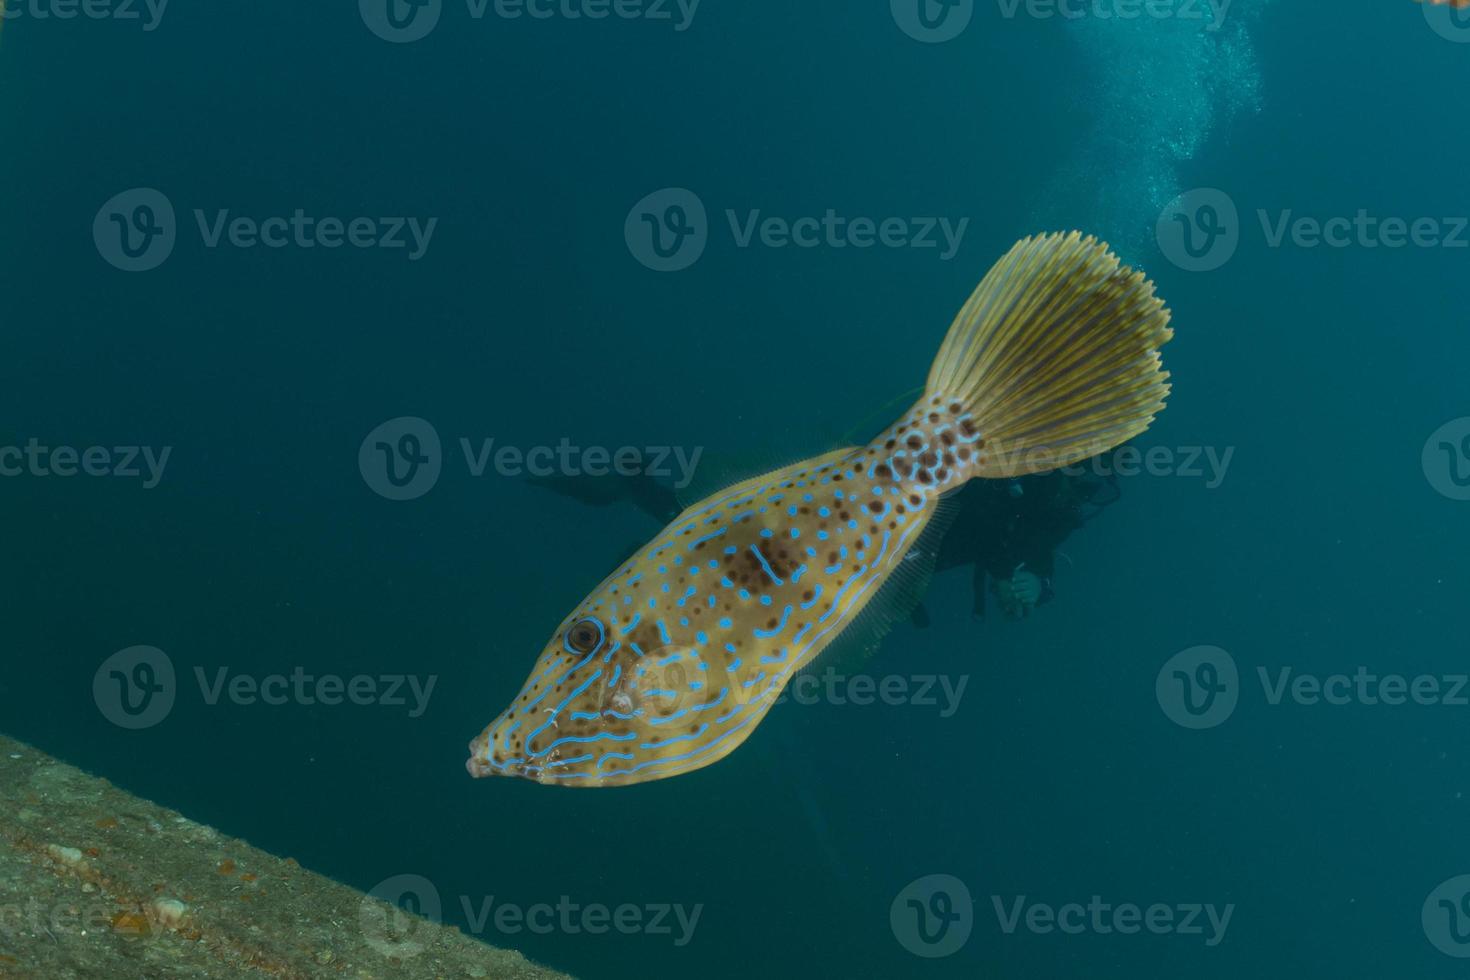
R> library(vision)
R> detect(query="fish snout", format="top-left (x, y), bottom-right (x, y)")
top-left (465, 728), bottom-right (533, 780)
top-left (465, 732), bottom-right (496, 778)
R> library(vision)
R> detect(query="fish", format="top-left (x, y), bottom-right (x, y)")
top-left (467, 232), bottom-right (1173, 787)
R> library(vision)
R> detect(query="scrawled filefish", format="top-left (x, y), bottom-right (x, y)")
top-left (467, 232), bottom-right (1173, 787)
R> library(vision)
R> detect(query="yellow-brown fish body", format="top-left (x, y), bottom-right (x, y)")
top-left (468, 232), bottom-right (1173, 787)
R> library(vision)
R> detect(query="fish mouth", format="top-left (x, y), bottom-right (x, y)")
top-left (465, 735), bottom-right (493, 778)
top-left (465, 752), bottom-right (495, 779)
top-left (465, 733), bottom-right (519, 780)
top-left (465, 734), bottom-right (550, 782)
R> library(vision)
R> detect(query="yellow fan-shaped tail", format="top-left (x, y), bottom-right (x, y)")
top-left (927, 231), bottom-right (1174, 478)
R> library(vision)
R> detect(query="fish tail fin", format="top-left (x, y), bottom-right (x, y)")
top-left (926, 231), bottom-right (1173, 479)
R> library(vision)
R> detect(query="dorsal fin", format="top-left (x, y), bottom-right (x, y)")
top-left (835, 384), bottom-right (925, 446)
top-left (671, 445), bottom-right (863, 519)
top-left (676, 385), bottom-right (925, 513)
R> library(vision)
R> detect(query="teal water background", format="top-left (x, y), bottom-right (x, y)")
top-left (2, 2), bottom-right (1469, 977)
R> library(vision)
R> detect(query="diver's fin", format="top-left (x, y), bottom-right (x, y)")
top-left (927, 232), bottom-right (1173, 478)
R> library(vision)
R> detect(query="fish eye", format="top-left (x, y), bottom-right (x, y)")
top-left (564, 617), bottom-right (605, 655)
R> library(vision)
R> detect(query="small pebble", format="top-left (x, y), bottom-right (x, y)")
top-left (152, 898), bottom-right (188, 928)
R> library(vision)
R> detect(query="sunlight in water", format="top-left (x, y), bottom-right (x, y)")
top-left (1030, 0), bottom-right (1277, 262)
